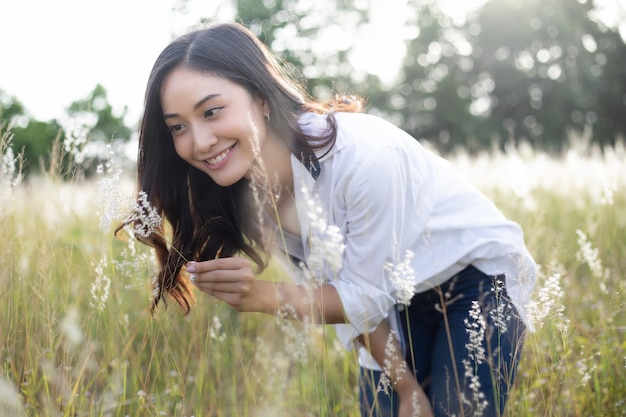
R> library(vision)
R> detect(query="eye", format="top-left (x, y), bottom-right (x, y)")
top-left (204, 106), bottom-right (223, 119)
top-left (168, 123), bottom-right (186, 135)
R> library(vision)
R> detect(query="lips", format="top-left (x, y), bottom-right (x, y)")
top-left (205, 144), bottom-right (235, 169)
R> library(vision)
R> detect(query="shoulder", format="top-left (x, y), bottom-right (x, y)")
top-left (300, 111), bottom-right (414, 150)
top-left (299, 111), bottom-right (438, 182)
top-left (331, 112), bottom-right (434, 171)
top-left (333, 112), bottom-right (427, 157)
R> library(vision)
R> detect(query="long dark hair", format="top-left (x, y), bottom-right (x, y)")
top-left (118, 22), bottom-right (362, 314)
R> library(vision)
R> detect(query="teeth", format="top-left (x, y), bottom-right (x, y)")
top-left (207, 147), bottom-right (231, 165)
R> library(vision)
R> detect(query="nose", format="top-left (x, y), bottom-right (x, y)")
top-left (191, 124), bottom-right (218, 154)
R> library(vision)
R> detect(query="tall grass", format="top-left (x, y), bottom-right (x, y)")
top-left (1, 128), bottom-right (624, 416)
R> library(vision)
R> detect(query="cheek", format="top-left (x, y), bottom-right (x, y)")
top-left (172, 138), bottom-right (190, 160)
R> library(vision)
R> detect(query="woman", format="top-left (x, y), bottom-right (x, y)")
top-left (124, 21), bottom-right (536, 417)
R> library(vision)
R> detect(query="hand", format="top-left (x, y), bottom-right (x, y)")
top-left (186, 257), bottom-right (273, 313)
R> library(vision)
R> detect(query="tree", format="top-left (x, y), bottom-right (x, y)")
top-left (64, 84), bottom-right (133, 176)
top-left (66, 84), bottom-right (131, 144)
top-left (369, 0), bottom-right (476, 152)
top-left (377, 0), bottom-right (626, 152)
top-left (232, 0), bottom-right (372, 99)
top-left (0, 90), bottom-right (63, 174)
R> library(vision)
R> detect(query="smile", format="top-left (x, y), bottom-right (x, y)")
top-left (206, 145), bottom-right (235, 167)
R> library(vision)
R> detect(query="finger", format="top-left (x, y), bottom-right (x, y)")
top-left (191, 269), bottom-right (253, 285)
top-left (186, 257), bottom-right (249, 274)
top-left (195, 280), bottom-right (252, 294)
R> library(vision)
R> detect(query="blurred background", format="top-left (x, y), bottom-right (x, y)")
top-left (1, 2), bottom-right (625, 416)
top-left (1, 0), bottom-right (625, 176)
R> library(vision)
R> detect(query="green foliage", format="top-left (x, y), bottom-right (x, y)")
top-left (222, 0), bottom-right (626, 153)
top-left (67, 84), bottom-right (131, 144)
top-left (233, 0), bottom-right (371, 98)
top-left (0, 85), bottom-right (132, 177)
top-left (0, 91), bottom-right (63, 175)
top-left (12, 119), bottom-right (63, 173)
top-left (468, 0), bottom-right (626, 151)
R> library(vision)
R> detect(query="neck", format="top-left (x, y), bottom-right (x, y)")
top-left (249, 131), bottom-right (294, 202)
top-left (261, 134), bottom-right (293, 190)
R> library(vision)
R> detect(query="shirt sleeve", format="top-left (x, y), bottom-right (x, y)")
top-left (330, 144), bottom-right (436, 345)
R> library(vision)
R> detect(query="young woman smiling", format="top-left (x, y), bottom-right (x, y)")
top-left (124, 21), bottom-right (536, 417)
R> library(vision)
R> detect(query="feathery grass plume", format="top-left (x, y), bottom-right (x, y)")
top-left (462, 300), bottom-right (488, 416)
top-left (126, 191), bottom-right (163, 239)
top-left (385, 249), bottom-right (417, 306)
top-left (114, 237), bottom-right (154, 290)
top-left (575, 229), bottom-right (610, 294)
top-left (0, 129), bottom-right (24, 212)
top-left (245, 111), bottom-right (271, 233)
top-left (377, 329), bottom-right (404, 395)
top-left (0, 376), bottom-right (25, 416)
top-left (62, 113), bottom-right (95, 166)
top-left (575, 353), bottom-right (596, 387)
top-left (465, 301), bottom-right (487, 365)
top-left (489, 279), bottom-right (512, 334)
top-left (461, 359), bottom-right (489, 417)
top-left (252, 336), bottom-right (290, 407)
top-left (276, 304), bottom-right (310, 363)
top-left (591, 176), bottom-right (617, 206)
top-left (96, 145), bottom-right (128, 232)
top-left (60, 306), bottom-right (84, 346)
top-left (299, 185), bottom-right (345, 285)
top-left (0, 134), bottom-right (23, 188)
top-left (90, 257), bottom-right (111, 312)
top-left (410, 390), bottom-right (422, 417)
top-left (526, 260), bottom-right (569, 331)
top-left (209, 315), bottom-right (227, 342)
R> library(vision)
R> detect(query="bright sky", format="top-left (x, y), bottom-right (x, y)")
top-left (0, 0), bottom-right (623, 128)
top-left (0, 0), bottom-right (231, 126)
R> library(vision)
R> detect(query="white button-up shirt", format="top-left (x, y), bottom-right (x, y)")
top-left (282, 111), bottom-right (536, 369)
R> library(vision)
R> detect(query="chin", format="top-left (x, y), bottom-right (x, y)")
top-left (211, 173), bottom-right (246, 188)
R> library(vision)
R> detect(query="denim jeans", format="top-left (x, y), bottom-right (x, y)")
top-left (359, 265), bottom-right (526, 417)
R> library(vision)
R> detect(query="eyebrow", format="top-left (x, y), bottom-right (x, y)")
top-left (163, 93), bottom-right (221, 119)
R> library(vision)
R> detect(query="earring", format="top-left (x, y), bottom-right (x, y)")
top-left (265, 114), bottom-right (270, 124)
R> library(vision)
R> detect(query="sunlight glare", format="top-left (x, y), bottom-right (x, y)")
top-left (437, 0), bottom-right (488, 24)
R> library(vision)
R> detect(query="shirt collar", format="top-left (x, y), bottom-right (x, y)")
top-left (294, 112), bottom-right (347, 180)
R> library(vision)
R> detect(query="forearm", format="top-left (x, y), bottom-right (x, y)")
top-left (270, 280), bottom-right (413, 389)
top-left (269, 281), bottom-right (347, 324)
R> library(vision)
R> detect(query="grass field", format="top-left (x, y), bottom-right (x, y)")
top-left (1, 132), bottom-right (625, 416)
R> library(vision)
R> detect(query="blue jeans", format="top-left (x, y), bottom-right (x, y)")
top-left (359, 265), bottom-right (526, 417)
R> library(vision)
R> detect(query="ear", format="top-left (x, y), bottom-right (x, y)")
top-left (256, 92), bottom-right (270, 118)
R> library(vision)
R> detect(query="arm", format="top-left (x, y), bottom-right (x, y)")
top-left (186, 257), bottom-right (348, 323)
top-left (188, 258), bottom-right (433, 416)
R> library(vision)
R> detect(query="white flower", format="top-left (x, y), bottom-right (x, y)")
top-left (575, 229), bottom-right (609, 294)
top-left (385, 250), bottom-right (417, 305)
top-left (96, 148), bottom-right (128, 232)
top-left (464, 300), bottom-right (486, 365)
top-left (300, 186), bottom-right (345, 284)
top-left (526, 261), bottom-right (569, 331)
top-left (591, 176), bottom-right (616, 206)
top-left (209, 316), bottom-right (227, 342)
top-left (0, 375), bottom-right (25, 415)
top-left (61, 306), bottom-right (84, 346)
top-left (127, 191), bottom-right (162, 238)
top-left (90, 257), bottom-right (111, 312)
top-left (489, 279), bottom-right (511, 334)
top-left (377, 330), bottom-right (403, 395)
top-left (0, 133), bottom-right (23, 191)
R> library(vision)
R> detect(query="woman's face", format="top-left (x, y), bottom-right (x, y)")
top-left (161, 67), bottom-right (270, 187)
